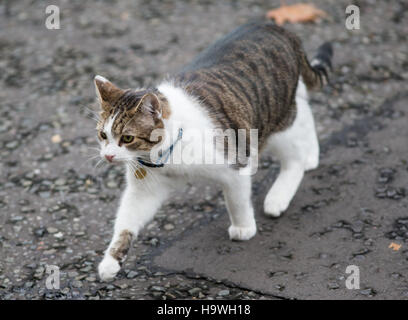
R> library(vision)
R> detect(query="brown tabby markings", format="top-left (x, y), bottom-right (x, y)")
top-left (173, 22), bottom-right (326, 152)
top-left (109, 230), bottom-right (133, 263)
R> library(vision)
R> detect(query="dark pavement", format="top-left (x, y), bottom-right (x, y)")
top-left (0, 0), bottom-right (407, 299)
top-left (154, 93), bottom-right (408, 299)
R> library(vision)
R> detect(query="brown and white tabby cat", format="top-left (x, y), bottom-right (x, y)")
top-left (94, 21), bottom-right (333, 281)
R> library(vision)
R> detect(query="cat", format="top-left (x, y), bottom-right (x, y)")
top-left (94, 21), bottom-right (333, 281)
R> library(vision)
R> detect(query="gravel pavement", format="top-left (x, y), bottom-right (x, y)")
top-left (0, 0), bottom-right (407, 300)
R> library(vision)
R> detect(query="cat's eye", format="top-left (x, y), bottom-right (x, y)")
top-left (121, 135), bottom-right (134, 144)
top-left (100, 132), bottom-right (107, 140)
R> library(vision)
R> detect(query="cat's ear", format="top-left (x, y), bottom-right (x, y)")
top-left (129, 93), bottom-right (162, 118)
top-left (94, 75), bottom-right (123, 110)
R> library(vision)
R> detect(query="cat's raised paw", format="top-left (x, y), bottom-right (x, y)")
top-left (228, 223), bottom-right (256, 241)
top-left (264, 195), bottom-right (290, 218)
top-left (98, 256), bottom-right (120, 281)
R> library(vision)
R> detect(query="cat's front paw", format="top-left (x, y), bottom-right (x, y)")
top-left (228, 222), bottom-right (256, 241)
top-left (98, 255), bottom-right (120, 281)
top-left (264, 194), bottom-right (290, 218)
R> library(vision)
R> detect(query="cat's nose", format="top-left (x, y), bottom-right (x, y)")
top-left (105, 155), bottom-right (115, 163)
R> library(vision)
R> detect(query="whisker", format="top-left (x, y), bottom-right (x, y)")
top-left (130, 160), bottom-right (158, 193)
top-left (127, 161), bottom-right (154, 193)
top-left (76, 155), bottom-right (100, 171)
top-left (86, 147), bottom-right (101, 155)
top-left (80, 105), bottom-right (101, 123)
top-left (143, 165), bottom-right (160, 185)
top-left (93, 158), bottom-right (106, 173)
top-left (135, 159), bottom-right (161, 189)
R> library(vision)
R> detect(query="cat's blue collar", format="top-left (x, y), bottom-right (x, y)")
top-left (137, 128), bottom-right (183, 168)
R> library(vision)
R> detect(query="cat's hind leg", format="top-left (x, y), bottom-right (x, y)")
top-left (223, 173), bottom-right (257, 241)
top-left (264, 80), bottom-right (319, 217)
top-left (264, 160), bottom-right (304, 217)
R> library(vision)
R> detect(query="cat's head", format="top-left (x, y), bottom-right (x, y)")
top-left (94, 75), bottom-right (169, 164)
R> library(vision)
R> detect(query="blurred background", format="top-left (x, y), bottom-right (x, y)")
top-left (0, 0), bottom-right (407, 300)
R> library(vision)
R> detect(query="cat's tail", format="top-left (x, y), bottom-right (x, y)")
top-left (299, 42), bottom-right (333, 90)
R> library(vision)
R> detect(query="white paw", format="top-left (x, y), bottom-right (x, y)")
top-left (228, 222), bottom-right (257, 241)
top-left (264, 194), bottom-right (290, 217)
top-left (98, 256), bottom-right (120, 281)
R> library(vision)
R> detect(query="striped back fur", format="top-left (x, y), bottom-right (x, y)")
top-left (172, 21), bottom-right (333, 150)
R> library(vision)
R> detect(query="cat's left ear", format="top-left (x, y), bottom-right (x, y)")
top-left (94, 75), bottom-right (124, 111)
top-left (132, 93), bottom-right (162, 118)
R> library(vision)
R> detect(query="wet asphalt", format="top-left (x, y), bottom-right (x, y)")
top-left (0, 0), bottom-right (407, 299)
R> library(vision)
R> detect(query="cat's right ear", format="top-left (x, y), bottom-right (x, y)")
top-left (94, 75), bottom-right (123, 111)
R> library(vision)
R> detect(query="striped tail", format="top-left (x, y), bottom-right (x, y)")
top-left (300, 42), bottom-right (333, 90)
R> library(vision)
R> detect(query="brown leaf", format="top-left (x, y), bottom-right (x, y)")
top-left (389, 242), bottom-right (402, 251)
top-left (266, 3), bottom-right (327, 26)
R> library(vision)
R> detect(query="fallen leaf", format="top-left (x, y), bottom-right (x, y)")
top-left (51, 134), bottom-right (62, 144)
top-left (389, 242), bottom-right (402, 251)
top-left (266, 3), bottom-right (327, 26)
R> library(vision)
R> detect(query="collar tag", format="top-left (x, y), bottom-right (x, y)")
top-left (134, 167), bottom-right (147, 179)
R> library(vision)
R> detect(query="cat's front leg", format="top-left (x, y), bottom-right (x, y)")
top-left (223, 174), bottom-right (257, 241)
top-left (98, 183), bottom-right (169, 281)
